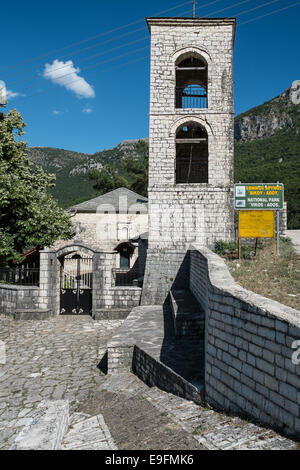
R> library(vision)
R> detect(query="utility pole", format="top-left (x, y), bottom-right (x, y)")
top-left (193, 0), bottom-right (196, 17)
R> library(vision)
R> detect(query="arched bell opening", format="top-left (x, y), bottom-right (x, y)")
top-left (175, 54), bottom-right (208, 109)
top-left (175, 121), bottom-right (208, 184)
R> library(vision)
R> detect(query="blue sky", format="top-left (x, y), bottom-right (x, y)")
top-left (2, 0), bottom-right (300, 153)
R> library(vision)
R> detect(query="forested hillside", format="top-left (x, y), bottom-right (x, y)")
top-left (234, 86), bottom-right (300, 228)
top-left (27, 85), bottom-right (300, 228)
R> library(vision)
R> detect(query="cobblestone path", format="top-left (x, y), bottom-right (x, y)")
top-left (0, 315), bottom-right (298, 450)
top-left (0, 315), bottom-right (122, 449)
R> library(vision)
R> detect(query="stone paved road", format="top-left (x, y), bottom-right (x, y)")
top-left (0, 315), bottom-right (122, 450)
top-left (0, 315), bottom-right (298, 450)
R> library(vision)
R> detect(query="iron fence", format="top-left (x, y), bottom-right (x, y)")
top-left (113, 268), bottom-right (141, 287)
top-left (0, 267), bottom-right (39, 286)
top-left (175, 85), bottom-right (207, 109)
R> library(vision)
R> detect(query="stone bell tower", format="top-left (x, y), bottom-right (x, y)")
top-left (142, 17), bottom-right (236, 305)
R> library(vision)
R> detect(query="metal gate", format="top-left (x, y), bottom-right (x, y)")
top-left (60, 253), bottom-right (93, 315)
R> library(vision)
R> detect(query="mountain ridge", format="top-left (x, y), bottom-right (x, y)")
top-left (26, 85), bottom-right (300, 227)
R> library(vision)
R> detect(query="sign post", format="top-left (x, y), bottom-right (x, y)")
top-left (276, 211), bottom-right (280, 255)
top-left (234, 183), bottom-right (284, 210)
top-left (235, 183), bottom-right (284, 258)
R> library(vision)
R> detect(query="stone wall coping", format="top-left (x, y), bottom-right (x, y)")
top-left (190, 244), bottom-right (300, 328)
top-left (146, 249), bottom-right (189, 254)
top-left (111, 287), bottom-right (142, 291)
top-left (41, 246), bottom-right (117, 255)
top-left (148, 186), bottom-right (232, 192)
top-left (108, 306), bottom-right (158, 348)
top-left (0, 284), bottom-right (39, 291)
top-left (15, 309), bottom-right (51, 313)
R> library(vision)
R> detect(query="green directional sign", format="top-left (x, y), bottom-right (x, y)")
top-left (234, 183), bottom-right (284, 210)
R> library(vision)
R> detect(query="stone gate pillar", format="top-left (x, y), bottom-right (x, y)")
top-left (38, 249), bottom-right (57, 312)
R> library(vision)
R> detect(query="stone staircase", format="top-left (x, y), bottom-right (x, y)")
top-left (62, 413), bottom-right (117, 450)
top-left (170, 289), bottom-right (205, 340)
top-left (10, 400), bottom-right (117, 450)
top-left (97, 371), bottom-right (298, 450)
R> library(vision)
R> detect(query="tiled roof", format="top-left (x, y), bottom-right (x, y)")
top-left (69, 187), bottom-right (148, 214)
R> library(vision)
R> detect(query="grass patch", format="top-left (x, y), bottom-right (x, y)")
top-left (225, 238), bottom-right (300, 310)
top-left (192, 425), bottom-right (204, 435)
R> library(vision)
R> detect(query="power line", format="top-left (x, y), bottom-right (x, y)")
top-left (6, 25), bottom-right (148, 82)
top-left (9, 35), bottom-right (150, 89)
top-left (17, 44), bottom-right (150, 96)
top-left (4, 0), bottom-right (221, 88)
top-left (5, 0), bottom-right (222, 91)
top-left (238, 1), bottom-right (300, 25)
top-left (11, 55), bottom-right (150, 105)
top-left (234, 0), bottom-right (281, 17)
top-left (202, 0), bottom-right (252, 17)
top-left (0, 0), bottom-right (193, 74)
top-left (6, 0), bottom-right (299, 105)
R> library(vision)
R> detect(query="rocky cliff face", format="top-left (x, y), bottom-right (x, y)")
top-left (27, 139), bottom-right (148, 177)
top-left (234, 85), bottom-right (298, 142)
top-left (234, 111), bottom-right (293, 142)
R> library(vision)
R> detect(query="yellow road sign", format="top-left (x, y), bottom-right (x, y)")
top-left (239, 210), bottom-right (275, 238)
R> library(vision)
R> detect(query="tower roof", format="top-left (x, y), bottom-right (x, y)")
top-left (146, 17), bottom-right (236, 44)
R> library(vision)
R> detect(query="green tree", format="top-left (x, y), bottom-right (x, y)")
top-left (89, 140), bottom-right (149, 197)
top-left (123, 156), bottom-right (148, 197)
top-left (89, 166), bottom-right (129, 195)
top-left (0, 109), bottom-right (73, 264)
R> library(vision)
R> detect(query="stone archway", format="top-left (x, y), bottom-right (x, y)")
top-left (59, 250), bottom-right (93, 315)
top-left (38, 242), bottom-right (139, 316)
top-left (56, 244), bottom-right (96, 316)
top-left (39, 243), bottom-right (101, 316)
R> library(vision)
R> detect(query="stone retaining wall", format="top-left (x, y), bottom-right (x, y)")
top-left (107, 305), bottom-right (204, 404)
top-left (111, 287), bottom-right (142, 309)
top-left (189, 245), bottom-right (300, 438)
top-left (0, 284), bottom-right (39, 315)
top-left (133, 346), bottom-right (203, 404)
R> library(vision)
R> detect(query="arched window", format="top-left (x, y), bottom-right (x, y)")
top-left (115, 242), bottom-right (134, 269)
top-left (120, 226), bottom-right (129, 240)
top-left (175, 54), bottom-right (208, 109)
top-left (175, 122), bottom-right (208, 184)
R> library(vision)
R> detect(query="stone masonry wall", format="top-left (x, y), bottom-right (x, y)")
top-left (0, 285), bottom-right (39, 315)
top-left (132, 346), bottom-right (203, 405)
top-left (141, 249), bottom-right (190, 305)
top-left (189, 245), bottom-right (300, 438)
top-left (105, 287), bottom-right (142, 310)
top-left (52, 213), bottom-right (148, 252)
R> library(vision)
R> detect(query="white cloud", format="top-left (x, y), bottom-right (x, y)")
top-left (43, 59), bottom-right (95, 99)
top-left (0, 80), bottom-right (24, 101)
top-left (82, 108), bottom-right (93, 113)
top-left (6, 90), bottom-right (21, 99)
top-left (52, 109), bottom-right (62, 115)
